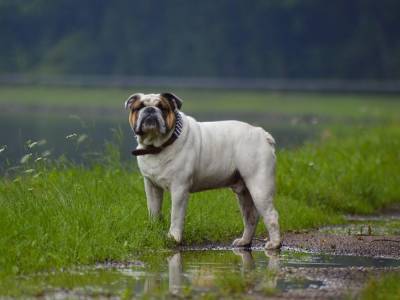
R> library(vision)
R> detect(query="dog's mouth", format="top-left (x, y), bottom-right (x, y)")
top-left (143, 115), bottom-right (159, 128)
top-left (135, 114), bottom-right (165, 136)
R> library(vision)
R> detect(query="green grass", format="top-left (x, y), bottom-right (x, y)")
top-left (1, 85), bottom-right (400, 119)
top-left (0, 126), bottom-right (399, 280)
top-left (361, 273), bottom-right (400, 300)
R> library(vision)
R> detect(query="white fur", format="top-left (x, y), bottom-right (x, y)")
top-left (135, 102), bottom-right (281, 249)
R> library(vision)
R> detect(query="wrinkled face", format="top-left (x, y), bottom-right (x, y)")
top-left (125, 93), bottom-right (182, 137)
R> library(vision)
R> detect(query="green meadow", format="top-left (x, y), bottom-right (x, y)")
top-left (1, 125), bottom-right (399, 278)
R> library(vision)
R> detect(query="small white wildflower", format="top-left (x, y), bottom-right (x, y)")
top-left (20, 153), bottom-right (33, 164)
top-left (28, 141), bottom-right (38, 149)
top-left (77, 134), bottom-right (88, 144)
top-left (42, 150), bottom-right (51, 157)
top-left (66, 133), bottom-right (78, 139)
top-left (37, 139), bottom-right (47, 146)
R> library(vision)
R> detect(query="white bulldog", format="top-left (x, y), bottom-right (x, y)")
top-left (125, 92), bottom-right (281, 249)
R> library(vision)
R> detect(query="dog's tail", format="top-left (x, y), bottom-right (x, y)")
top-left (264, 131), bottom-right (276, 148)
top-left (264, 131), bottom-right (276, 160)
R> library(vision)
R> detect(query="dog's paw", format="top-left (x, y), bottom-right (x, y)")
top-left (232, 238), bottom-right (251, 248)
top-left (167, 230), bottom-right (182, 244)
top-left (265, 239), bottom-right (282, 250)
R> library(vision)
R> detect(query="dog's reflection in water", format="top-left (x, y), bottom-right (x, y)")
top-left (166, 249), bottom-right (280, 296)
top-left (168, 252), bottom-right (183, 295)
top-left (233, 249), bottom-right (280, 293)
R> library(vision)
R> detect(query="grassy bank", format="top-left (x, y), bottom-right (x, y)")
top-left (0, 126), bottom-right (399, 277)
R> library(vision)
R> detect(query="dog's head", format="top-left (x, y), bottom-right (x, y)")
top-left (124, 92), bottom-right (183, 137)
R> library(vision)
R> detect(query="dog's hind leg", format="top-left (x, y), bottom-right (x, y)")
top-left (244, 172), bottom-right (281, 250)
top-left (231, 183), bottom-right (259, 247)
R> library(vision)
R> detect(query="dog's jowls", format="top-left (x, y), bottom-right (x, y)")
top-left (125, 92), bottom-right (281, 249)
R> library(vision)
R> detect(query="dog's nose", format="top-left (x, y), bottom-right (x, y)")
top-left (145, 107), bottom-right (156, 113)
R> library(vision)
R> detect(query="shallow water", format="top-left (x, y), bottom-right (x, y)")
top-left (0, 110), bottom-right (317, 171)
top-left (6, 249), bottom-right (400, 298)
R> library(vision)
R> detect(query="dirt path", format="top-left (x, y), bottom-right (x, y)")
top-left (281, 232), bottom-right (400, 258)
top-left (281, 207), bottom-right (400, 258)
top-left (187, 207), bottom-right (400, 258)
top-left (182, 233), bottom-right (400, 259)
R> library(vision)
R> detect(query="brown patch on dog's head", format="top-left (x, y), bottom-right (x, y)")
top-left (125, 93), bottom-right (144, 132)
top-left (124, 93), bottom-right (142, 110)
top-left (128, 100), bottom-right (145, 131)
top-left (160, 92), bottom-right (183, 110)
top-left (158, 95), bottom-right (176, 131)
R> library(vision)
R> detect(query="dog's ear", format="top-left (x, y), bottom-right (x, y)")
top-left (124, 93), bottom-right (143, 110)
top-left (160, 92), bottom-right (183, 110)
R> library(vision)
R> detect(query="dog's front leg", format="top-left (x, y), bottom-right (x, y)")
top-left (168, 185), bottom-right (189, 243)
top-left (144, 177), bottom-right (164, 219)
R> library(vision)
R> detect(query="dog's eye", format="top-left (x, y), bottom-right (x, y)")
top-left (156, 104), bottom-right (164, 110)
top-left (131, 104), bottom-right (144, 112)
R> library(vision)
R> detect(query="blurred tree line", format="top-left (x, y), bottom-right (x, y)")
top-left (1, 0), bottom-right (399, 79)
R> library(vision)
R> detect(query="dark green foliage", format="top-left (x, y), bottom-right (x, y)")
top-left (1, 1), bottom-right (400, 78)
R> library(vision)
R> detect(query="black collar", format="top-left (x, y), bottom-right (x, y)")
top-left (131, 111), bottom-right (183, 156)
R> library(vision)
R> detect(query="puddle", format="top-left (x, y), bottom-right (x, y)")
top-left (4, 249), bottom-right (400, 299)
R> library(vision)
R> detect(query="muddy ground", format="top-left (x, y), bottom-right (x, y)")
top-left (281, 207), bottom-right (400, 259)
top-left (182, 232), bottom-right (400, 259)
top-left (281, 232), bottom-right (400, 258)
top-left (186, 206), bottom-right (400, 259)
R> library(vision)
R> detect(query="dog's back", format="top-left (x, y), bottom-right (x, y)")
top-left (186, 117), bottom-right (275, 192)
